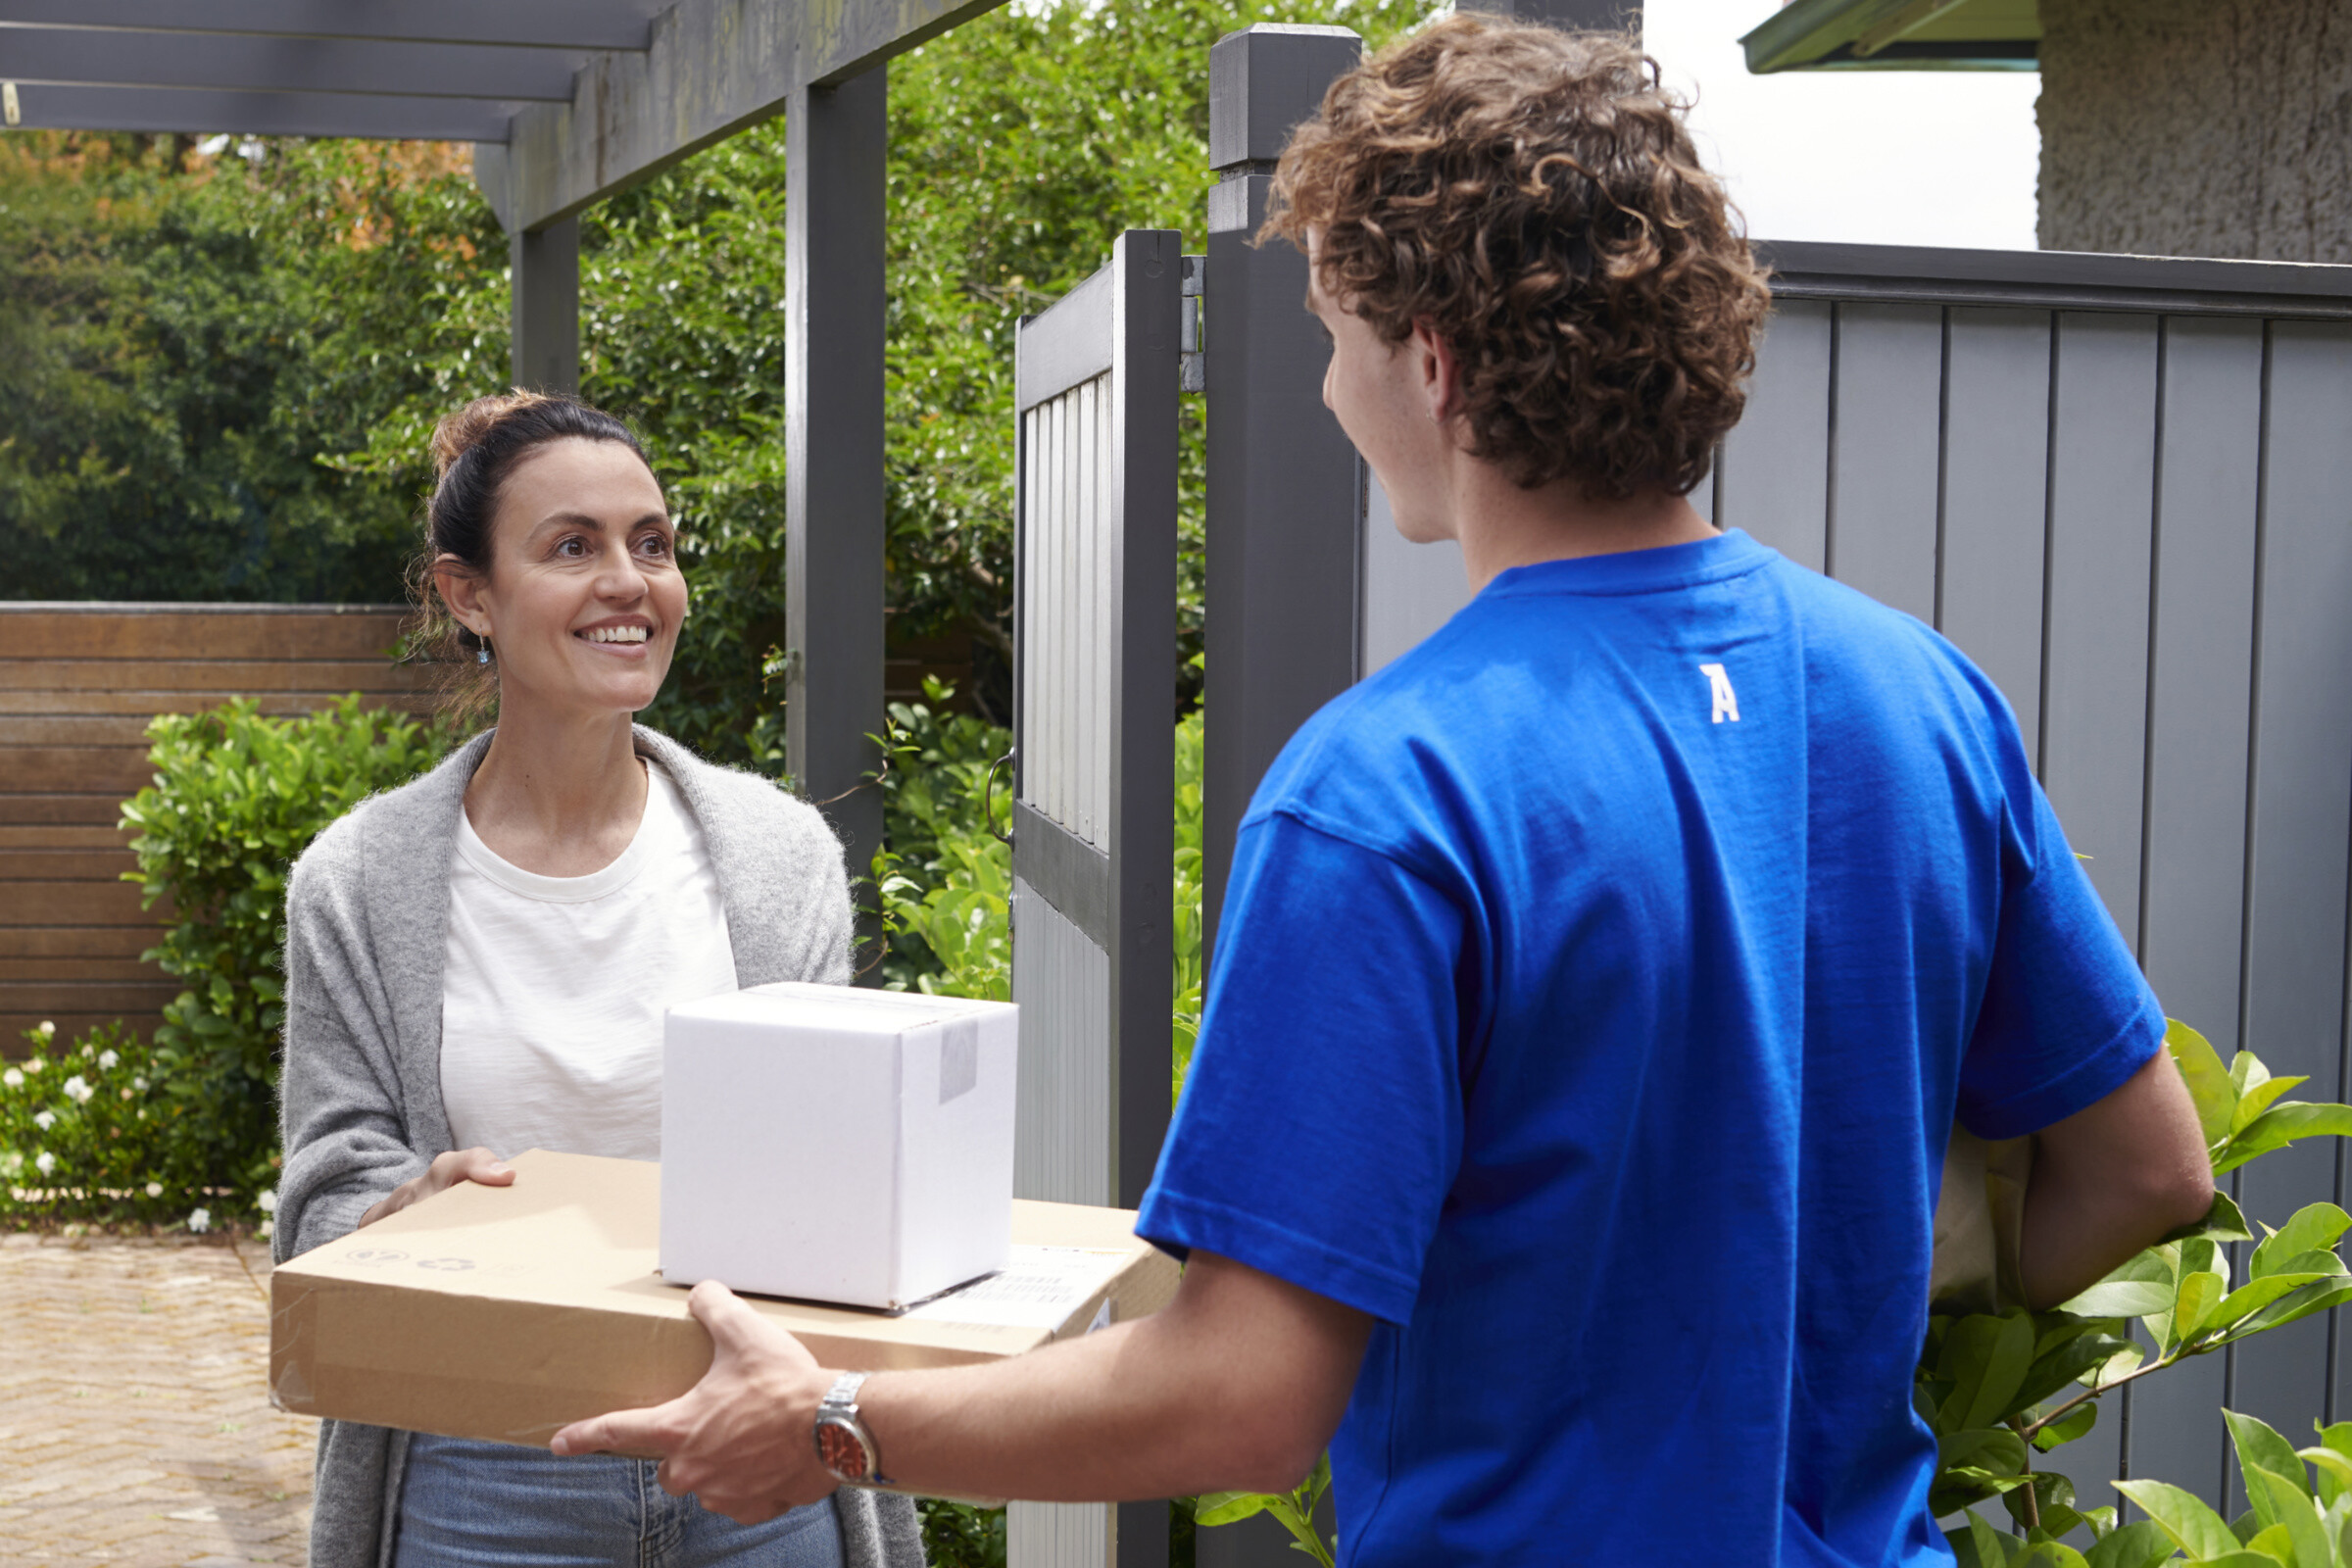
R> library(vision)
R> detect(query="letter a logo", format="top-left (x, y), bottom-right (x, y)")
top-left (1699, 662), bottom-right (1740, 724)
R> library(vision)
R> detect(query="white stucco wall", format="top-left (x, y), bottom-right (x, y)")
top-left (2038, 0), bottom-right (2352, 263)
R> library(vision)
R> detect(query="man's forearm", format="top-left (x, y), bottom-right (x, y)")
top-left (857, 1309), bottom-right (1319, 1503)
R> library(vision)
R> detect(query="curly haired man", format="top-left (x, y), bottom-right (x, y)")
top-left (558, 17), bottom-right (2211, 1563)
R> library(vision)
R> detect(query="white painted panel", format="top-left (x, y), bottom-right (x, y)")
top-left (1018, 373), bottom-right (1116, 849)
top-left (1009, 1499), bottom-right (1112, 1568)
top-left (1011, 876), bottom-right (1112, 1206)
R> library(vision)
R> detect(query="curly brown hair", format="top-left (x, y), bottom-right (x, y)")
top-left (1261, 15), bottom-right (1772, 501)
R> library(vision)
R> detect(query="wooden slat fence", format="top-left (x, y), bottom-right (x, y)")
top-left (1711, 242), bottom-right (2352, 1521)
top-left (0, 604), bottom-right (432, 1054)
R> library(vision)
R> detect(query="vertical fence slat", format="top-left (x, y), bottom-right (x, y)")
top-left (1936, 308), bottom-right (2053, 761)
top-left (1825, 302), bottom-right (1943, 621)
top-left (2132, 317), bottom-right (2267, 1513)
top-left (1719, 298), bottom-right (1834, 570)
top-left (2232, 319), bottom-right (2352, 1446)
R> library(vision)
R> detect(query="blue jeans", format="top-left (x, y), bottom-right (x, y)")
top-left (395, 1433), bottom-right (846, 1568)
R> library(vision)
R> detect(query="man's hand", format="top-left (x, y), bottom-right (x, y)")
top-left (359, 1147), bottom-right (513, 1228)
top-left (551, 1279), bottom-right (836, 1523)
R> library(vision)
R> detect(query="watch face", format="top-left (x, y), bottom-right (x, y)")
top-left (815, 1419), bottom-right (869, 1482)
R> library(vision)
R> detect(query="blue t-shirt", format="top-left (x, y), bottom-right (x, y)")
top-left (1136, 529), bottom-right (2162, 1567)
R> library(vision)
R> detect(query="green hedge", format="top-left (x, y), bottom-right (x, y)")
top-left (0, 696), bottom-right (447, 1226)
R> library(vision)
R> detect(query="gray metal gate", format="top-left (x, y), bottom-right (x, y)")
top-left (1006, 227), bottom-right (1181, 1568)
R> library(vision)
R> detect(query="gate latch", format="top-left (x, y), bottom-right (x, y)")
top-left (1180, 255), bottom-right (1205, 393)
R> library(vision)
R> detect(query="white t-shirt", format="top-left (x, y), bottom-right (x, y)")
top-left (439, 761), bottom-right (738, 1162)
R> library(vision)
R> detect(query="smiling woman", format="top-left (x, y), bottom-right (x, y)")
top-left (270, 394), bottom-right (923, 1568)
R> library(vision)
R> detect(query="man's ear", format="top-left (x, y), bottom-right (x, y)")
top-left (433, 556), bottom-right (492, 641)
top-left (1411, 318), bottom-right (1465, 441)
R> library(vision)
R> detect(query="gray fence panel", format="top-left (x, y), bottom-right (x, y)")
top-left (2236, 320), bottom-right (2352, 1454)
top-left (2038, 313), bottom-right (2161, 949)
top-left (1011, 878), bottom-right (1113, 1205)
top-left (1935, 308), bottom-right (2053, 765)
top-left (1826, 302), bottom-right (1942, 621)
top-left (2127, 317), bottom-right (2267, 1511)
top-left (1718, 298), bottom-right (1833, 569)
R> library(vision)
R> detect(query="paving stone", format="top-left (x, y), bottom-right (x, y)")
top-left (0, 1234), bottom-right (313, 1565)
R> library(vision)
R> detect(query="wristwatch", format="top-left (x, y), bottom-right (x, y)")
top-left (812, 1371), bottom-right (894, 1486)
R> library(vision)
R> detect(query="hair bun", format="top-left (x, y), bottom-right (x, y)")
top-left (429, 390), bottom-right (559, 480)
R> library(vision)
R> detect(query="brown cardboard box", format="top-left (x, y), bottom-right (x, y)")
top-left (270, 1149), bottom-right (1180, 1449)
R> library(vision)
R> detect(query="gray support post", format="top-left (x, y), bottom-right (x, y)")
top-left (510, 217), bottom-right (579, 394)
top-left (1458, 0), bottom-right (1640, 32)
top-left (1200, 24), bottom-right (1365, 964)
top-left (785, 68), bottom-right (889, 970)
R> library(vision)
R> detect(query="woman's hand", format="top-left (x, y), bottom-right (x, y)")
top-left (359, 1147), bottom-right (515, 1229)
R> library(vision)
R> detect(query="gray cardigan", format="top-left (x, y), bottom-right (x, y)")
top-left (275, 727), bottom-right (925, 1568)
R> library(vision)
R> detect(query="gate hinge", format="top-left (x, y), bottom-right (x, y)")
top-left (1180, 254), bottom-right (1205, 393)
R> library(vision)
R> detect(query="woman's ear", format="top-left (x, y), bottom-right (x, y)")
top-left (433, 555), bottom-right (492, 642)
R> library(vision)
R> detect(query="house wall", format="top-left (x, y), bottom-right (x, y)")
top-left (2039, 0), bottom-right (2352, 263)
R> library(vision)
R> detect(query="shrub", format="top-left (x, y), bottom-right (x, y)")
top-left (0, 1020), bottom-right (220, 1227)
top-left (119, 695), bottom-right (448, 1212)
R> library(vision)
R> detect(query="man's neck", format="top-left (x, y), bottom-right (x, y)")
top-left (1448, 463), bottom-right (1718, 593)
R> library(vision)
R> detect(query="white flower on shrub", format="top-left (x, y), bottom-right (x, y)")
top-left (97, 1050), bottom-right (118, 1071)
top-left (24, 1058), bottom-right (41, 1074)
top-left (33, 1152), bottom-right (54, 1176)
top-left (258, 1219), bottom-right (273, 1240)
top-left (132, 1076), bottom-right (149, 1092)
top-left (144, 1182), bottom-right (164, 1199)
top-left (2, 1068), bottom-right (19, 1089)
top-left (186, 1207), bottom-right (211, 1234)
top-left (62, 1076), bottom-right (91, 1104)
top-left (33, 1110), bottom-right (54, 1131)
top-left (257, 1189), bottom-right (277, 1214)
top-left (120, 1089), bottom-right (131, 1102)
top-left (36, 1021), bottom-right (54, 1041)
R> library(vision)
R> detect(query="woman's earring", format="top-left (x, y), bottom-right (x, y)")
top-left (476, 641), bottom-right (492, 665)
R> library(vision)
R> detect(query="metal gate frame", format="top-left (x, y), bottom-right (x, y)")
top-left (1006, 227), bottom-right (1181, 1568)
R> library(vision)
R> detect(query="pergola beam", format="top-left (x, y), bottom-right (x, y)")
top-left (481, 0), bottom-right (1004, 232)
top-left (0, 1), bottom-right (658, 50)
top-left (2, 81), bottom-right (520, 139)
top-left (0, 26), bottom-right (583, 101)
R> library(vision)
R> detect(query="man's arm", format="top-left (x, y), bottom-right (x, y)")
top-left (2017, 1046), bottom-right (2214, 1309)
top-left (551, 1250), bottom-right (1374, 1524)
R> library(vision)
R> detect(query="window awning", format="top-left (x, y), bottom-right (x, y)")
top-left (1740, 0), bottom-right (2040, 74)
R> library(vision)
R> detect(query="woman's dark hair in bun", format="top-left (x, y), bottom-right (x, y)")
top-left (406, 390), bottom-right (657, 726)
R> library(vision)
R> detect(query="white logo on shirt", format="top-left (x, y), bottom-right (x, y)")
top-left (1699, 662), bottom-right (1740, 724)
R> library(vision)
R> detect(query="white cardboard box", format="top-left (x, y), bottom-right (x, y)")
top-left (661, 982), bottom-right (1019, 1309)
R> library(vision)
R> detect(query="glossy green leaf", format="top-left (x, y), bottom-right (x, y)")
top-left (2082, 1519), bottom-right (2179, 1568)
top-left (2240, 1521), bottom-right (2295, 1562)
top-left (2233, 1075), bottom-right (2310, 1137)
top-left (2232, 1279), bottom-right (2352, 1341)
top-left (1949, 1509), bottom-right (2021, 1568)
top-left (2115, 1479), bottom-right (2241, 1559)
top-left (2228, 1411), bottom-right (2312, 1533)
top-left (2034, 1400), bottom-right (2100, 1451)
top-left (2217, 1104), bottom-right (2352, 1176)
top-left (2065, 1251), bottom-right (2182, 1319)
top-left (1942, 1311), bottom-right (2040, 1432)
top-left (2171, 1021), bottom-right (2240, 1148)
top-left (2254, 1206), bottom-right (2352, 1277)
top-left (2213, 1275), bottom-right (2337, 1334)
top-left (2175, 1269), bottom-right (2228, 1346)
top-left (1191, 1492), bottom-right (1274, 1528)
top-left (2171, 1191), bottom-right (2256, 1246)
top-left (2232, 1050), bottom-right (2275, 1097)
top-left (2250, 1468), bottom-right (2332, 1568)
top-left (2014, 1542), bottom-right (2090, 1568)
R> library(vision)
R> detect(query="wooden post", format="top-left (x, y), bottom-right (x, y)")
top-left (510, 218), bottom-right (579, 394)
top-left (785, 68), bottom-right (889, 969)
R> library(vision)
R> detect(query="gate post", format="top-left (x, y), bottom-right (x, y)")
top-left (786, 68), bottom-right (889, 960)
top-left (510, 217), bottom-right (579, 394)
top-left (1458, 0), bottom-right (1641, 33)
top-left (1200, 24), bottom-right (1365, 965)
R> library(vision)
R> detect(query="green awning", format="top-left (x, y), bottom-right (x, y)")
top-left (1740, 0), bottom-right (2040, 74)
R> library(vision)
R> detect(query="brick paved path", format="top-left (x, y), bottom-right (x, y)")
top-left (0, 1232), bottom-right (313, 1565)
